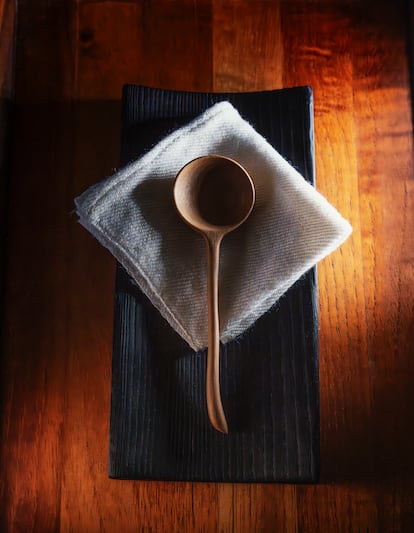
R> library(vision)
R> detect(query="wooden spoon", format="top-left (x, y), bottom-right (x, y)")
top-left (174, 155), bottom-right (255, 433)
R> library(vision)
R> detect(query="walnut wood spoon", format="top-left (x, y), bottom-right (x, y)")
top-left (174, 155), bottom-right (255, 433)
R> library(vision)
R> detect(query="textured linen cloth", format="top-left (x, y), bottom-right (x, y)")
top-left (75, 101), bottom-right (352, 351)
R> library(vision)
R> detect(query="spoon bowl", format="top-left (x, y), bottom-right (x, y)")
top-left (174, 155), bottom-right (255, 232)
top-left (174, 155), bottom-right (255, 433)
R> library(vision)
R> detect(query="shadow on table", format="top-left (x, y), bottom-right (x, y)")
top-left (319, 311), bottom-right (414, 484)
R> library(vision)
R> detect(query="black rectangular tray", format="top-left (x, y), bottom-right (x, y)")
top-left (109, 85), bottom-right (319, 482)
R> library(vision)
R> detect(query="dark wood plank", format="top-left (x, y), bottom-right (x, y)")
top-left (0, 1), bottom-right (77, 531)
top-left (0, 0), bottom-right (16, 99)
top-left (77, 0), bottom-right (213, 99)
top-left (0, 0), bottom-right (16, 288)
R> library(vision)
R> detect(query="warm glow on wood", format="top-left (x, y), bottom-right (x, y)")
top-left (1, 0), bottom-right (413, 531)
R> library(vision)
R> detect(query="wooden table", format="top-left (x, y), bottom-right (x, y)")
top-left (1, 1), bottom-right (413, 531)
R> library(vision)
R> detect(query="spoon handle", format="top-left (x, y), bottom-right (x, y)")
top-left (205, 234), bottom-right (228, 434)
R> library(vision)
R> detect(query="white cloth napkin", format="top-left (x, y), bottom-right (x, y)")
top-left (75, 102), bottom-right (351, 351)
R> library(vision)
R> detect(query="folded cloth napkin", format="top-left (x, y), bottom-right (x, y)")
top-left (75, 101), bottom-right (352, 351)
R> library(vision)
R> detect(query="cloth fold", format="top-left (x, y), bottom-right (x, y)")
top-left (75, 101), bottom-right (352, 351)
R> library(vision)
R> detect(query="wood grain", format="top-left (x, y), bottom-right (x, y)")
top-left (281, 0), bottom-right (371, 484)
top-left (212, 0), bottom-right (283, 91)
top-left (0, 0), bottom-right (15, 97)
top-left (0, 0), bottom-right (16, 284)
top-left (1, 0), bottom-right (413, 531)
